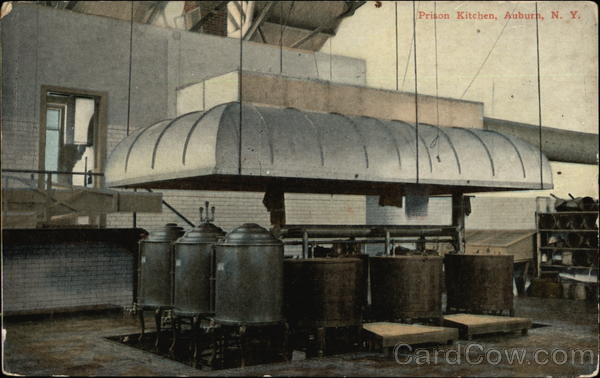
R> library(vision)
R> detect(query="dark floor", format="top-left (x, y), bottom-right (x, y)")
top-left (3, 297), bottom-right (598, 376)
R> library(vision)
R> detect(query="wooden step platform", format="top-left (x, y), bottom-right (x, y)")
top-left (442, 314), bottom-right (532, 340)
top-left (362, 322), bottom-right (458, 355)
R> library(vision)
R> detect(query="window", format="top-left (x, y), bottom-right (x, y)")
top-left (44, 106), bottom-right (63, 175)
top-left (41, 90), bottom-right (103, 187)
top-left (39, 86), bottom-right (107, 226)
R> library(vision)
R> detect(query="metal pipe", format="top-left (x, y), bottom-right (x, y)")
top-left (133, 188), bottom-right (137, 228)
top-left (280, 225), bottom-right (456, 238)
top-left (282, 238), bottom-right (454, 246)
top-left (484, 117), bottom-right (598, 165)
top-left (1, 168), bottom-right (104, 176)
top-left (385, 230), bottom-right (390, 256)
top-left (84, 157), bottom-right (88, 188)
top-left (280, 227), bottom-right (456, 239)
top-left (451, 193), bottom-right (465, 254)
top-left (145, 188), bottom-right (195, 228)
top-left (302, 231), bottom-right (308, 259)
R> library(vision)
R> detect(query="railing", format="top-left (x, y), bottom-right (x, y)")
top-left (2, 168), bottom-right (106, 227)
top-left (2, 168), bottom-right (196, 229)
top-left (276, 224), bottom-right (458, 258)
top-left (1, 168), bottom-right (104, 189)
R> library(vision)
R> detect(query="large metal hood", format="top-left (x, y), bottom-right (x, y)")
top-left (105, 102), bottom-right (553, 195)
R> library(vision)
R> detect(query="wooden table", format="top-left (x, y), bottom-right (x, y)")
top-left (442, 313), bottom-right (532, 340)
top-left (362, 322), bottom-right (458, 356)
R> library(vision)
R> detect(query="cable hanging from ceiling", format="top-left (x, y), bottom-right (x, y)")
top-left (239, 1), bottom-right (244, 175)
top-left (401, 2), bottom-right (419, 90)
top-left (126, 1), bottom-right (134, 137)
top-left (395, 1), bottom-right (398, 91)
top-left (126, 1), bottom-right (135, 227)
top-left (534, 1), bottom-right (543, 189)
top-left (429, 0), bottom-right (441, 162)
top-left (461, 4), bottom-right (517, 99)
top-left (279, 1), bottom-right (296, 74)
top-left (412, 0), bottom-right (420, 183)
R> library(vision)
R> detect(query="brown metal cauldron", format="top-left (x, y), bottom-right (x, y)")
top-left (370, 255), bottom-right (443, 321)
top-left (444, 254), bottom-right (514, 315)
top-left (283, 257), bottom-right (363, 328)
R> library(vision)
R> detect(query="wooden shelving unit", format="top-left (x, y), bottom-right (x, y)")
top-left (535, 211), bottom-right (598, 277)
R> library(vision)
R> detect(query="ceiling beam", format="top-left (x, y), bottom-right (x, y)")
top-left (143, 1), bottom-right (168, 24)
top-left (243, 1), bottom-right (274, 41)
top-left (290, 1), bottom-right (365, 49)
top-left (189, 1), bottom-right (229, 32)
top-left (257, 25), bottom-right (267, 43)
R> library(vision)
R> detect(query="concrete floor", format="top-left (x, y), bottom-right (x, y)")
top-left (3, 297), bottom-right (598, 376)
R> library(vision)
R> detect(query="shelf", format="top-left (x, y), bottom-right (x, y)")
top-left (536, 211), bottom-right (599, 216)
top-left (538, 229), bottom-right (598, 233)
top-left (535, 210), bottom-right (598, 278)
top-left (540, 247), bottom-right (598, 251)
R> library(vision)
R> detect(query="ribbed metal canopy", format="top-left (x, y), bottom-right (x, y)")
top-left (105, 102), bottom-right (553, 194)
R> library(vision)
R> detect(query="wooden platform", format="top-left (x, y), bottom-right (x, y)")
top-left (362, 322), bottom-right (458, 354)
top-left (442, 314), bottom-right (532, 340)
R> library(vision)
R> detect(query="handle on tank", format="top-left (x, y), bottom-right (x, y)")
top-left (200, 201), bottom-right (216, 223)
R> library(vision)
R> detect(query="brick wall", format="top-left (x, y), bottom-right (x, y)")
top-left (366, 195), bottom-right (452, 225)
top-left (1, 121), bottom-right (39, 171)
top-left (107, 190), bottom-right (366, 257)
top-left (2, 230), bottom-right (139, 315)
top-left (197, 2), bottom-right (227, 36)
top-left (466, 196), bottom-right (537, 230)
top-left (364, 195), bottom-right (537, 254)
top-left (108, 190), bottom-right (366, 232)
top-left (366, 195), bottom-right (537, 230)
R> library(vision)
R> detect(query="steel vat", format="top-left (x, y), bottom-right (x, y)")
top-left (214, 223), bottom-right (284, 325)
top-left (173, 222), bottom-right (225, 316)
top-left (138, 223), bottom-right (184, 309)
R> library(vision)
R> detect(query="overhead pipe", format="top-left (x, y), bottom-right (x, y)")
top-left (278, 224), bottom-right (456, 239)
top-left (484, 117), bottom-right (598, 165)
top-left (282, 238), bottom-right (454, 246)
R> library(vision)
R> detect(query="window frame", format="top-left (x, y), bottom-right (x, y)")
top-left (38, 85), bottom-right (108, 190)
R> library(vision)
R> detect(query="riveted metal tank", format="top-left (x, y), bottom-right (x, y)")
top-left (370, 255), bottom-right (443, 321)
top-left (214, 223), bottom-right (284, 325)
top-left (283, 258), bottom-right (363, 328)
top-left (444, 254), bottom-right (514, 314)
top-left (173, 222), bottom-right (225, 316)
top-left (138, 223), bottom-right (184, 309)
